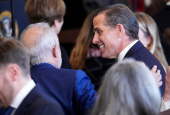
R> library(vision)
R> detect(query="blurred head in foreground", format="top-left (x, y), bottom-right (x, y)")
top-left (92, 59), bottom-right (161, 115)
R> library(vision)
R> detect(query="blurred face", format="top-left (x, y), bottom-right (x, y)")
top-left (93, 13), bottom-right (121, 59)
top-left (138, 28), bottom-right (150, 47)
top-left (0, 67), bottom-right (14, 108)
top-left (54, 19), bottom-right (63, 35)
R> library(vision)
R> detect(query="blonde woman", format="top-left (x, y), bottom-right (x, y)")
top-left (135, 12), bottom-right (168, 70)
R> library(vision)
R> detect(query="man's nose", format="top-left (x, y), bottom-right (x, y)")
top-left (92, 34), bottom-right (98, 44)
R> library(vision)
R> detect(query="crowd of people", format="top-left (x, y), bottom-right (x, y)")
top-left (0, 0), bottom-right (170, 115)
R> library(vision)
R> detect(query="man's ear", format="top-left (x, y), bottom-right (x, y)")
top-left (53, 44), bottom-right (58, 58)
top-left (115, 24), bottom-right (125, 38)
top-left (6, 64), bottom-right (20, 82)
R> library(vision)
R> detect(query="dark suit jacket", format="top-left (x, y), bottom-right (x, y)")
top-left (153, 6), bottom-right (170, 64)
top-left (31, 63), bottom-right (97, 115)
top-left (124, 41), bottom-right (166, 97)
top-left (60, 46), bottom-right (72, 69)
top-left (0, 85), bottom-right (64, 115)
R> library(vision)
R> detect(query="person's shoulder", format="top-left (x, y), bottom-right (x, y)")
top-left (75, 70), bottom-right (88, 77)
top-left (125, 41), bottom-right (144, 57)
top-left (133, 45), bottom-right (165, 72)
top-left (73, 70), bottom-right (93, 86)
top-left (25, 94), bottom-right (64, 115)
top-left (54, 68), bottom-right (87, 79)
top-left (16, 85), bottom-right (64, 115)
top-left (57, 68), bottom-right (81, 73)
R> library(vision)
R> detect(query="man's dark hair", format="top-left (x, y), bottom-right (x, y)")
top-left (94, 4), bottom-right (139, 40)
top-left (0, 38), bottom-right (30, 75)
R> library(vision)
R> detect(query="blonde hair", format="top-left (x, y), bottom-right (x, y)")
top-left (135, 12), bottom-right (168, 69)
top-left (70, 11), bottom-right (97, 70)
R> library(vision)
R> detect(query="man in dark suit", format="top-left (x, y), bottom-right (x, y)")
top-left (0, 39), bottom-right (64, 115)
top-left (20, 22), bottom-right (97, 115)
top-left (152, 0), bottom-right (170, 65)
top-left (92, 4), bottom-right (165, 97)
top-left (25, 0), bottom-right (72, 69)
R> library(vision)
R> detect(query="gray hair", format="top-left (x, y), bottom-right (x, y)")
top-left (20, 22), bottom-right (60, 66)
top-left (92, 59), bottom-right (161, 115)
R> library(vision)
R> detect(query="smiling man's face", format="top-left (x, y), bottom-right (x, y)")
top-left (92, 13), bottom-right (121, 59)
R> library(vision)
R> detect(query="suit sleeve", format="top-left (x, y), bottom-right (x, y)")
top-left (25, 104), bottom-right (64, 115)
top-left (73, 70), bottom-right (97, 115)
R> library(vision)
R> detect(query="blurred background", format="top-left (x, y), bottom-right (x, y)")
top-left (0, 0), bottom-right (167, 56)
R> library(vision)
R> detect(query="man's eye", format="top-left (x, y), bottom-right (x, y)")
top-left (98, 31), bottom-right (102, 35)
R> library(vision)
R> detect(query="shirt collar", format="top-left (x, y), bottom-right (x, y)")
top-left (118, 40), bottom-right (138, 62)
top-left (10, 80), bottom-right (36, 109)
top-left (167, 1), bottom-right (170, 6)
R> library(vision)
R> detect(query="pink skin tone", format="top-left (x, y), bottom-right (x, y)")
top-left (138, 28), bottom-right (151, 48)
top-left (92, 13), bottom-right (121, 59)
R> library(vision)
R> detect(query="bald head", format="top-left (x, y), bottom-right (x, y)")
top-left (20, 22), bottom-right (61, 68)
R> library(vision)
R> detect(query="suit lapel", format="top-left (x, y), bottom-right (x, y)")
top-left (14, 86), bottom-right (41, 115)
top-left (124, 41), bottom-right (144, 58)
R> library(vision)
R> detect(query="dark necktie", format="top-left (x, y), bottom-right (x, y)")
top-left (5, 106), bottom-right (14, 115)
top-left (0, 106), bottom-right (15, 115)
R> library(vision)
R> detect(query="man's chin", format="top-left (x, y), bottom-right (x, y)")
top-left (102, 53), bottom-right (116, 59)
top-left (102, 53), bottom-right (108, 58)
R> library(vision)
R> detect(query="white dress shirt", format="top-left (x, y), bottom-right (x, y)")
top-left (10, 80), bottom-right (36, 115)
top-left (118, 40), bottom-right (138, 62)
